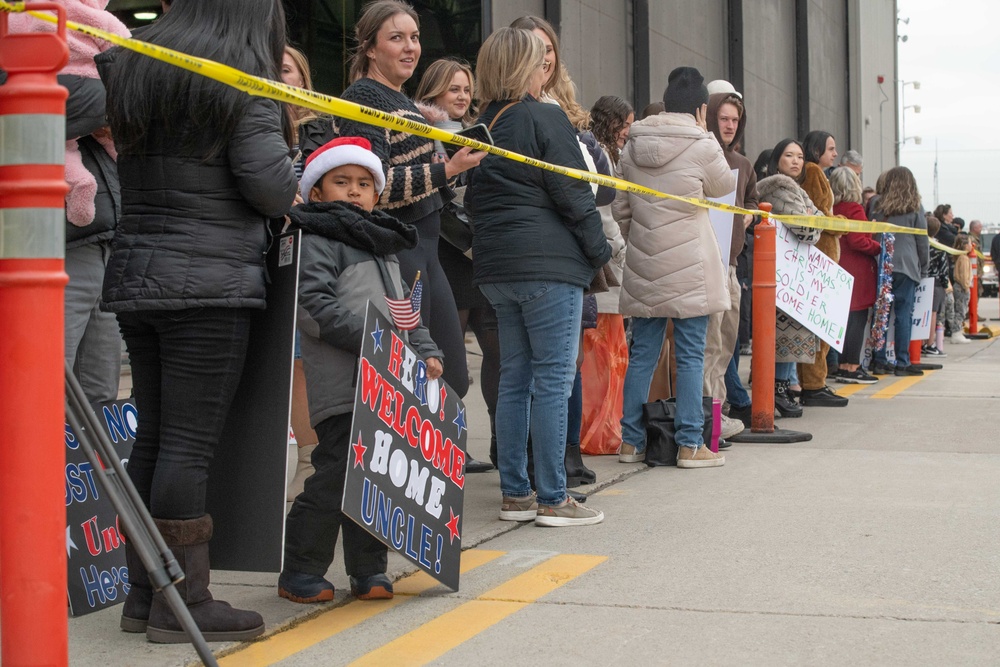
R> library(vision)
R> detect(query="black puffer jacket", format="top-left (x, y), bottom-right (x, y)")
top-left (100, 94), bottom-right (298, 312)
top-left (466, 96), bottom-right (610, 289)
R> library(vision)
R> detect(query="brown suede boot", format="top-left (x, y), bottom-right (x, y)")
top-left (121, 537), bottom-right (153, 632)
top-left (145, 515), bottom-right (265, 644)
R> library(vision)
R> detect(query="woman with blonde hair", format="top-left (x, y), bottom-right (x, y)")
top-left (281, 44), bottom-right (322, 500)
top-left (466, 27), bottom-right (610, 526)
top-left (413, 59), bottom-right (497, 474)
top-left (830, 166), bottom-right (880, 384)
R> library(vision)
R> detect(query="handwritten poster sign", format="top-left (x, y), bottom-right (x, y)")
top-left (65, 400), bottom-right (135, 617)
top-left (342, 302), bottom-right (467, 590)
top-left (775, 222), bottom-right (855, 352)
top-left (910, 277), bottom-right (934, 340)
top-left (708, 169), bottom-right (739, 276)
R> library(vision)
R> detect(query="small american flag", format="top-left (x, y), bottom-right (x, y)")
top-left (385, 277), bottom-right (422, 331)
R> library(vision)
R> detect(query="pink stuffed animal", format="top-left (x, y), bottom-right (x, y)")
top-left (9, 1), bottom-right (130, 227)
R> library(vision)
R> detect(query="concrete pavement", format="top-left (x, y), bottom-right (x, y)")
top-left (54, 299), bottom-right (1000, 665)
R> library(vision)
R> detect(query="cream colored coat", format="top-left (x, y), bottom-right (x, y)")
top-left (613, 113), bottom-right (736, 319)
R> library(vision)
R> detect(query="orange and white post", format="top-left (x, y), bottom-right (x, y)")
top-left (0, 4), bottom-right (70, 666)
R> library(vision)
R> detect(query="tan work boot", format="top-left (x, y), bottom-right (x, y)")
top-left (676, 445), bottom-right (725, 469)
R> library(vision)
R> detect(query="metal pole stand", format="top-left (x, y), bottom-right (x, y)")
top-left (65, 367), bottom-right (220, 667)
top-left (730, 203), bottom-right (812, 444)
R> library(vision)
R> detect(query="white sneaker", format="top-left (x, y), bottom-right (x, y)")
top-left (720, 414), bottom-right (745, 440)
top-left (952, 331), bottom-right (971, 344)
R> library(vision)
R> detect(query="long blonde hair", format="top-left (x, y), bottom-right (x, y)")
top-left (284, 46), bottom-right (318, 142)
top-left (475, 28), bottom-right (545, 106)
top-left (509, 15), bottom-right (589, 130)
top-left (414, 59), bottom-right (476, 125)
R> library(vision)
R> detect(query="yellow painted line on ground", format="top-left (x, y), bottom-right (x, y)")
top-left (349, 554), bottom-right (607, 667)
top-left (870, 370), bottom-right (935, 400)
top-left (216, 549), bottom-right (505, 667)
top-left (834, 383), bottom-right (869, 398)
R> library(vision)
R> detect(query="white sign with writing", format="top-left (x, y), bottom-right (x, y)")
top-left (774, 222), bottom-right (855, 352)
top-left (707, 169), bottom-right (739, 276)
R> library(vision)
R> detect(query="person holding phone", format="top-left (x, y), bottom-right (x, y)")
top-left (466, 28), bottom-right (610, 526)
top-left (299, 0), bottom-right (484, 400)
top-left (414, 58), bottom-right (497, 474)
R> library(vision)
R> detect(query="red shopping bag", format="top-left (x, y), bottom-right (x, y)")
top-left (580, 314), bottom-right (628, 455)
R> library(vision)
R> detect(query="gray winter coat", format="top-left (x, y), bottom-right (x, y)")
top-left (296, 205), bottom-right (442, 426)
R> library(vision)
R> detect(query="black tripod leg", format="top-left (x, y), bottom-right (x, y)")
top-left (65, 366), bottom-right (220, 667)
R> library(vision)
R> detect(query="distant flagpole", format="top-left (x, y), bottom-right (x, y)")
top-left (933, 139), bottom-right (939, 208)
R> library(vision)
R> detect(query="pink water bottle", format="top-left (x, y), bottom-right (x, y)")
top-left (711, 399), bottom-right (722, 453)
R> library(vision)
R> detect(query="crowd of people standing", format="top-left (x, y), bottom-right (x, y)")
top-left (23, 0), bottom-right (988, 645)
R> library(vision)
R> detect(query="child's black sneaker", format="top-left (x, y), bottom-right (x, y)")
top-left (278, 570), bottom-right (335, 604)
top-left (350, 573), bottom-right (394, 600)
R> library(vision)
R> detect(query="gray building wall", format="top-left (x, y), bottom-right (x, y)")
top-left (646, 0), bottom-right (728, 102)
top-left (559, 0), bottom-right (631, 106)
top-left (489, 0), bottom-right (898, 181)
top-left (806, 0), bottom-right (850, 155)
top-left (849, 0), bottom-right (899, 183)
top-left (742, 0), bottom-right (799, 164)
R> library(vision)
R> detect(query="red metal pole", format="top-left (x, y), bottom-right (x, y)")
top-left (909, 340), bottom-right (922, 365)
top-left (968, 248), bottom-right (979, 334)
top-left (0, 5), bottom-right (70, 666)
top-left (750, 203), bottom-right (775, 433)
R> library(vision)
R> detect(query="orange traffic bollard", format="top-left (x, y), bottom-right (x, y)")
top-left (0, 4), bottom-right (70, 667)
top-left (730, 203), bottom-right (811, 444)
top-left (750, 203), bottom-right (776, 432)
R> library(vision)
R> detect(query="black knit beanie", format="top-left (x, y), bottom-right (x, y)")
top-left (662, 66), bottom-right (708, 116)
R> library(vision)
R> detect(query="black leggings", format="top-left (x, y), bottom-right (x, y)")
top-left (397, 210), bottom-right (470, 397)
top-left (840, 309), bottom-right (870, 365)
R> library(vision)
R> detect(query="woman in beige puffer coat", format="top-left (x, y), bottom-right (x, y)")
top-left (614, 66), bottom-right (735, 469)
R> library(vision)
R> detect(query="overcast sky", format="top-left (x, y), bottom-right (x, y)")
top-left (897, 0), bottom-right (1000, 222)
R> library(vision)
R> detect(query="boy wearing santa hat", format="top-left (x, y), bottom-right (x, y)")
top-left (279, 137), bottom-right (443, 603)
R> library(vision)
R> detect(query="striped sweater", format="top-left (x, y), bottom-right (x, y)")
top-left (300, 77), bottom-right (451, 224)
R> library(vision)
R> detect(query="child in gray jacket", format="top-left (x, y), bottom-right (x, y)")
top-left (279, 137), bottom-right (443, 604)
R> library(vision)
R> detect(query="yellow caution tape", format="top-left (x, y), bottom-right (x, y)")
top-left (929, 239), bottom-right (965, 256)
top-left (2, 1), bottom-right (926, 237)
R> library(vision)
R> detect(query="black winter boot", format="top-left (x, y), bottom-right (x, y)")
top-left (774, 380), bottom-right (803, 418)
top-left (145, 515), bottom-right (265, 644)
top-left (120, 534), bottom-right (153, 632)
top-left (564, 442), bottom-right (597, 487)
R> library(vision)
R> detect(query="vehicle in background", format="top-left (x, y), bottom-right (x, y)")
top-left (982, 228), bottom-right (998, 298)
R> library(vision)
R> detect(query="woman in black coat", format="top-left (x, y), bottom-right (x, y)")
top-left (100, 0), bottom-right (297, 643)
top-left (466, 28), bottom-right (610, 527)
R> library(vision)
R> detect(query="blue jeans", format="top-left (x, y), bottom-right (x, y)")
top-left (621, 315), bottom-right (710, 450)
top-left (725, 339), bottom-right (751, 409)
top-left (874, 272), bottom-right (918, 368)
top-left (776, 361), bottom-right (796, 382)
top-left (480, 281), bottom-right (582, 506)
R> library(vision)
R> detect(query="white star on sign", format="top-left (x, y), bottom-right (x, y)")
top-left (66, 525), bottom-right (78, 558)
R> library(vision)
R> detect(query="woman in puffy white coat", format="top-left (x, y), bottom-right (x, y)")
top-left (614, 66), bottom-right (735, 468)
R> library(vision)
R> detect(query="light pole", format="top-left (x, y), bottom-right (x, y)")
top-left (900, 80), bottom-right (920, 148)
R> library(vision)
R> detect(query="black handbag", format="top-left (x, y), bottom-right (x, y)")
top-left (641, 396), bottom-right (715, 467)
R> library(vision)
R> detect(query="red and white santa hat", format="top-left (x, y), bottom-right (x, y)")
top-left (300, 136), bottom-right (386, 202)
